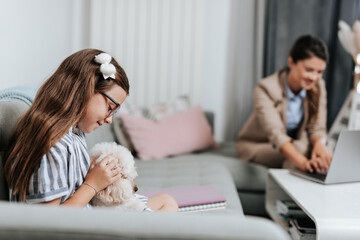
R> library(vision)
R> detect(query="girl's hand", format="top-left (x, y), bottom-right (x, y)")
top-left (85, 155), bottom-right (123, 192)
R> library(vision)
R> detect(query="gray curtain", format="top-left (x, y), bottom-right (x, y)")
top-left (264, 0), bottom-right (360, 129)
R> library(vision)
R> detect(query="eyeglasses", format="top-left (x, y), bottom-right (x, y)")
top-left (100, 91), bottom-right (120, 117)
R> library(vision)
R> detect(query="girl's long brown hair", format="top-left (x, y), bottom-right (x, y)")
top-left (4, 49), bottom-right (129, 201)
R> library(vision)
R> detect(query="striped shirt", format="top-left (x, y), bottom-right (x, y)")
top-left (10, 127), bottom-right (151, 211)
top-left (135, 194), bottom-right (153, 212)
top-left (10, 127), bottom-right (90, 204)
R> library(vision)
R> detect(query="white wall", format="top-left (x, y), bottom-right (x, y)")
top-left (201, 0), bottom-right (231, 140)
top-left (0, 0), bottom-right (75, 89)
top-left (0, 0), bottom-right (264, 141)
top-left (223, 0), bottom-right (266, 140)
top-left (86, 0), bottom-right (206, 109)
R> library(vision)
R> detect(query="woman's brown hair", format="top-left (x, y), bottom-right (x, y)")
top-left (280, 35), bottom-right (329, 121)
top-left (4, 49), bottom-right (129, 201)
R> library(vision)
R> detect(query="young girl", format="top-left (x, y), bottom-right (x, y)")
top-left (4, 49), bottom-right (178, 211)
top-left (236, 35), bottom-right (332, 173)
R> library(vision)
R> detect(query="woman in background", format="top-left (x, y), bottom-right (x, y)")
top-left (236, 35), bottom-right (332, 172)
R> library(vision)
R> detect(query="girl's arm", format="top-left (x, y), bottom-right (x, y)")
top-left (41, 184), bottom-right (96, 207)
top-left (41, 157), bottom-right (123, 207)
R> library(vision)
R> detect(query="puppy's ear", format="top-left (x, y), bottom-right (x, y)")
top-left (128, 168), bottom-right (138, 180)
top-left (109, 180), bottom-right (133, 203)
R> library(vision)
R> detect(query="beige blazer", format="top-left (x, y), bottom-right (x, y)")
top-left (236, 70), bottom-right (327, 162)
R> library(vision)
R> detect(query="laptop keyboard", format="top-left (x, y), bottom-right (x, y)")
top-left (303, 171), bottom-right (327, 182)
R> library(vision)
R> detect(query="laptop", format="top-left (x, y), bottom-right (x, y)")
top-left (291, 130), bottom-right (360, 184)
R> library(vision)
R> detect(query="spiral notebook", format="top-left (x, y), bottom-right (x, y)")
top-left (138, 185), bottom-right (227, 212)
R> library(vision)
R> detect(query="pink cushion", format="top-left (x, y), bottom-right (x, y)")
top-left (120, 106), bottom-right (216, 160)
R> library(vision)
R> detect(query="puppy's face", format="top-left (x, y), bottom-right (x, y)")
top-left (120, 176), bottom-right (138, 193)
top-left (133, 183), bottom-right (138, 193)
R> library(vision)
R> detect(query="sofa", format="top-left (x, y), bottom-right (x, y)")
top-left (0, 98), bottom-right (289, 240)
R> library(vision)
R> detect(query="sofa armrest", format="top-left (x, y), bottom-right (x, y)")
top-left (0, 202), bottom-right (289, 240)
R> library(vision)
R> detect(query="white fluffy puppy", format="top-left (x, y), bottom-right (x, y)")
top-left (89, 142), bottom-right (147, 211)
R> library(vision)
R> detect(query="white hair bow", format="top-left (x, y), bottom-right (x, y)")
top-left (94, 53), bottom-right (116, 79)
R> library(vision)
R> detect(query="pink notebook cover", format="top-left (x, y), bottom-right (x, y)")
top-left (138, 185), bottom-right (226, 207)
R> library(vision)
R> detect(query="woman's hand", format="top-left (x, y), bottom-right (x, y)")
top-left (311, 140), bottom-right (332, 171)
top-left (85, 155), bottom-right (123, 192)
top-left (302, 156), bottom-right (328, 173)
